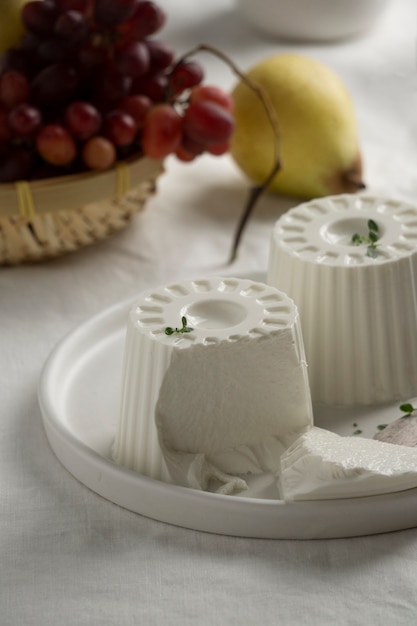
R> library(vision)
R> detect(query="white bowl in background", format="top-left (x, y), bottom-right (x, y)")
top-left (236, 0), bottom-right (390, 41)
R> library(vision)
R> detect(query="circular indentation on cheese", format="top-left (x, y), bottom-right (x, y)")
top-left (185, 299), bottom-right (247, 330)
top-left (320, 216), bottom-right (385, 247)
top-left (271, 195), bottom-right (417, 265)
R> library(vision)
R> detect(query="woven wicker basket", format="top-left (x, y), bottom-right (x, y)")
top-left (0, 155), bottom-right (164, 265)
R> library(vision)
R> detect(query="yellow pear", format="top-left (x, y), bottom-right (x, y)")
top-left (0, 0), bottom-right (28, 56)
top-left (230, 53), bottom-right (365, 199)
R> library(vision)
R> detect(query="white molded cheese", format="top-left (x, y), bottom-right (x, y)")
top-left (113, 277), bottom-right (313, 494)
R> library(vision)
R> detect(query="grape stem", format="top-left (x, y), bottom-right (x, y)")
top-left (171, 44), bottom-right (282, 264)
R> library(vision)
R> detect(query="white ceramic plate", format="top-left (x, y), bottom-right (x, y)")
top-left (38, 275), bottom-right (417, 539)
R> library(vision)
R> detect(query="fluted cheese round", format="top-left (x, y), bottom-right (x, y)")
top-left (280, 426), bottom-right (417, 500)
top-left (113, 276), bottom-right (313, 494)
top-left (268, 194), bottom-right (417, 406)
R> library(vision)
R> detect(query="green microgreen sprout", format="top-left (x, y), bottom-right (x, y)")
top-left (399, 403), bottom-right (417, 417)
top-left (377, 424), bottom-right (387, 431)
top-left (165, 316), bottom-right (194, 336)
top-left (352, 219), bottom-right (380, 258)
top-left (352, 422), bottom-right (362, 435)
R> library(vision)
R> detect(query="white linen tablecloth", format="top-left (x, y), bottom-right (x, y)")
top-left (2, 1), bottom-right (417, 624)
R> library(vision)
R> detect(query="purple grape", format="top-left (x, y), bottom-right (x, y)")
top-left (146, 40), bottom-right (174, 72)
top-left (9, 103), bottom-right (42, 137)
top-left (31, 64), bottom-right (80, 108)
top-left (94, 0), bottom-right (140, 26)
top-left (54, 11), bottom-right (90, 48)
top-left (115, 41), bottom-right (150, 78)
top-left (0, 149), bottom-right (35, 182)
top-left (21, 1), bottom-right (59, 38)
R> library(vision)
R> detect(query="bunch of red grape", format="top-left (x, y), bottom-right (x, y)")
top-left (0, 0), bottom-right (235, 182)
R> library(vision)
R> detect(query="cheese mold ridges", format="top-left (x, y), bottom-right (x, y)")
top-left (267, 194), bottom-right (417, 406)
top-left (113, 276), bottom-right (313, 493)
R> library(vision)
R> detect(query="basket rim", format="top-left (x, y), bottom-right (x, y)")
top-left (0, 155), bottom-right (164, 219)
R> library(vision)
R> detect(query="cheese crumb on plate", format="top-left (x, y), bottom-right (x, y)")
top-left (279, 426), bottom-right (417, 501)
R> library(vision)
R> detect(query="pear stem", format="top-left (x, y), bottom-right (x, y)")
top-left (344, 172), bottom-right (366, 191)
top-left (173, 44), bottom-right (282, 264)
